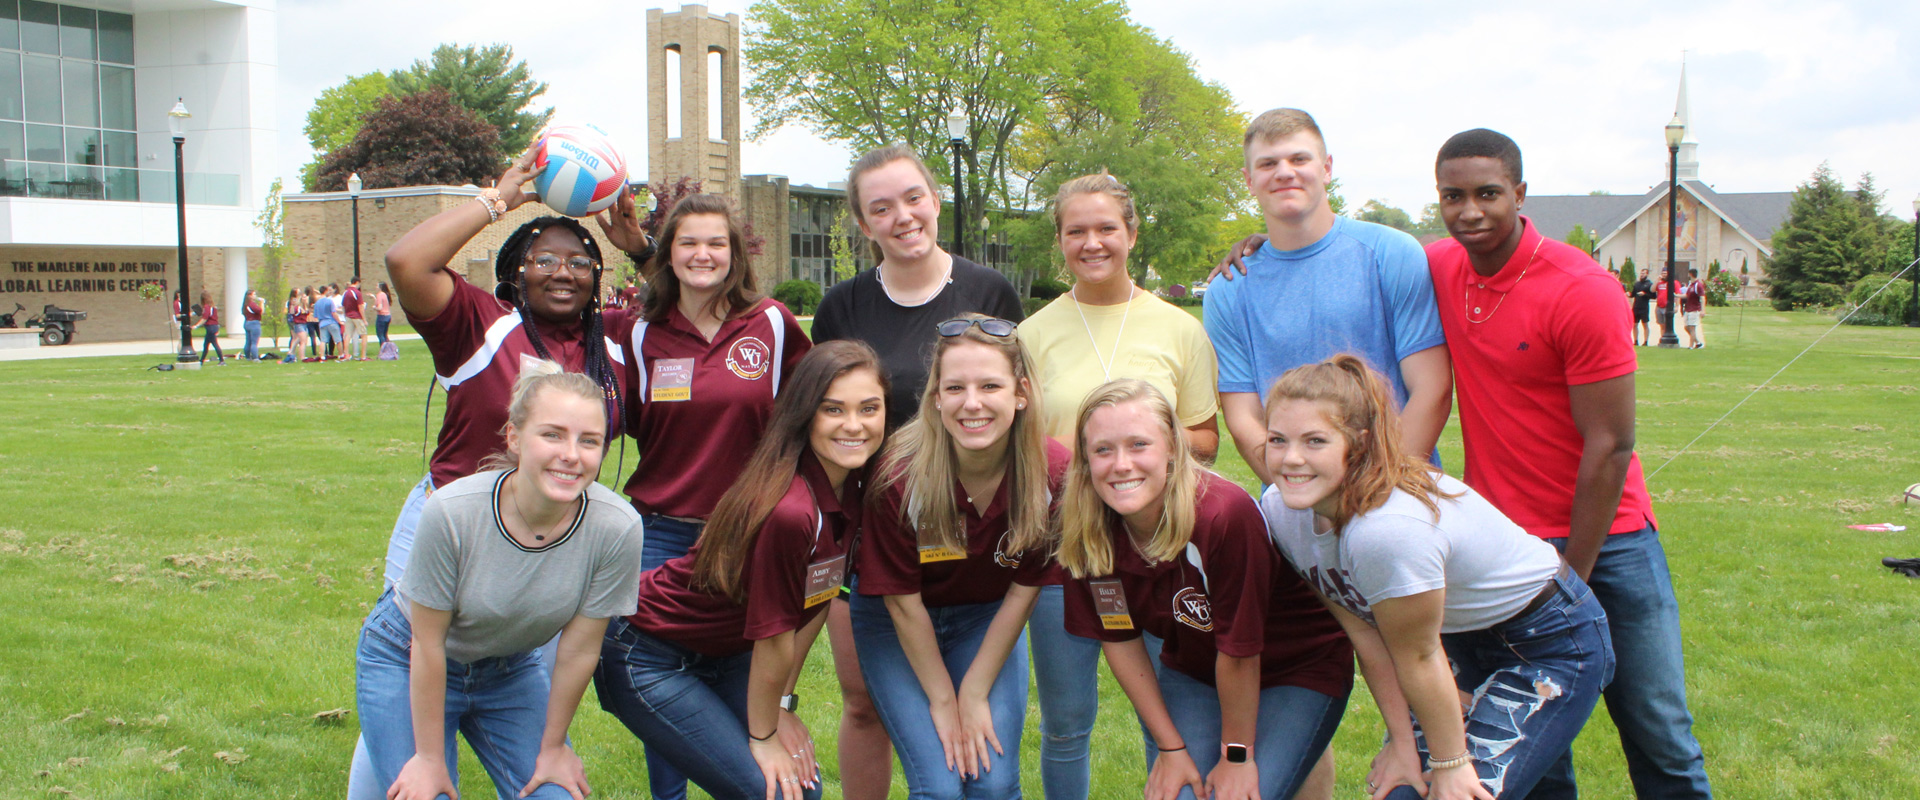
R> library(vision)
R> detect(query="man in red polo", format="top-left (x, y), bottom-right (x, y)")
top-left (1425, 129), bottom-right (1712, 799)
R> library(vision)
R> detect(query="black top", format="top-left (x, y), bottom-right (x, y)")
top-left (1631, 279), bottom-right (1654, 312)
top-left (812, 256), bottom-right (1024, 430)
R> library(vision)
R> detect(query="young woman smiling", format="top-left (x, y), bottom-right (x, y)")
top-left (1016, 172), bottom-right (1221, 799)
top-left (357, 364), bottom-right (644, 800)
top-left (1056, 380), bottom-right (1351, 800)
top-left (594, 341), bottom-right (888, 800)
top-left (611, 191), bottom-right (809, 800)
top-left (1259, 356), bottom-right (1613, 800)
top-left (851, 314), bottom-right (1066, 799)
top-left (811, 144), bottom-right (1024, 799)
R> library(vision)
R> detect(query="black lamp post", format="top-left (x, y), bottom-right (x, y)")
top-left (1659, 114), bottom-right (1684, 348)
top-left (169, 98), bottom-right (193, 362)
top-left (348, 172), bottom-right (363, 282)
top-left (1908, 193), bottom-right (1918, 327)
top-left (946, 110), bottom-right (969, 262)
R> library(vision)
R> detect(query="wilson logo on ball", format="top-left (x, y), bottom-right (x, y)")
top-left (533, 124), bottom-right (628, 218)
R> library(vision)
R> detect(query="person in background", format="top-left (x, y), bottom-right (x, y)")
top-left (1681, 268), bottom-right (1704, 349)
top-left (809, 143), bottom-right (1024, 800)
top-left (1654, 270), bottom-right (1671, 343)
top-left (283, 288), bottom-right (308, 363)
top-left (374, 282), bottom-right (394, 347)
top-left (241, 289), bottom-right (264, 361)
top-left (343, 276), bottom-right (369, 360)
top-left (1630, 269), bottom-right (1654, 346)
top-left (191, 289), bottom-right (225, 365)
top-left (314, 285), bottom-right (342, 361)
top-left (302, 286), bottom-right (321, 360)
top-left (1425, 128), bottom-right (1712, 799)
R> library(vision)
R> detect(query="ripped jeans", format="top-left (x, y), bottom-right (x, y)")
top-left (1390, 569), bottom-right (1615, 800)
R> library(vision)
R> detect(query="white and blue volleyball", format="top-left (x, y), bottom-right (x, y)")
top-left (533, 124), bottom-right (628, 218)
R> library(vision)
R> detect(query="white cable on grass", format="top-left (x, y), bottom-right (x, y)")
top-left (1646, 257), bottom-right (1918, 481)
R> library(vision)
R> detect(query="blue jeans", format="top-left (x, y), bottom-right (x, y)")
top-left (376, 314), bottom-right (392, 344)
top-left (1387, 568), bottom-right (1615, 800)
top-left (1537, 526), bottom-right (1713, 799)
top-left (350, 475), bottom-right (438, 799)
top-left (852, 592), bottom-right (1028, 799)
top-left (355, 592), bottom-right (574, 800)
top-left (1155, 666), bottom-right (1346, 800)
top-left (593, 618), bottom-right (818, 800)
top-left (242, 319), bottom-right (261, 360)
top-left (637, 515), bottom-right (705, 800)
top-left (1028, 583), bottom-right (1167, 799)
top-left (200, 324), bottom-right (223, 362)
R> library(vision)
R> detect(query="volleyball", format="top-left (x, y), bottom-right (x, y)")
top-left (1906, 482), bottom-right (1920, 504)
top-left (533, 124), bottom-right (628, 218)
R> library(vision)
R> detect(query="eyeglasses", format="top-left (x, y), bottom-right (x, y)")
top-left (525, 253), bottom-right (599, 275)
top-left (936, 317), bottom-right (1016, 338)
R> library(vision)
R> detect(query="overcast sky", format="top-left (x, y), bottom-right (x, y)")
top-left (276, 0), bottom-right (1920, 220)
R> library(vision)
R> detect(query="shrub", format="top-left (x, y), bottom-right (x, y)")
top-left (1840, 273), bottom-right (1916, 326)
top-left (1029, 276), bottom-right (1068, 300)
top-left (1164, 294), bottom-right (1202, 307)
top-left (1705, 272), bottom-right (1740, 307)
top-left (772, 279), bottom-right (823, 316)
top-left (1021, 296), bottom-right (1050, 318)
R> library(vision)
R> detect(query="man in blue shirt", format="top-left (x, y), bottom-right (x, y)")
top-left (1204, 108), bottom-right (1452, 485)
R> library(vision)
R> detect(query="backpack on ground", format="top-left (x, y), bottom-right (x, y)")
top-left (379, 341), bottom-right (399, 360)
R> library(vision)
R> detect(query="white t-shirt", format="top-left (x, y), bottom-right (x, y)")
top-left (1259, 475), bottom-right (1561, 634)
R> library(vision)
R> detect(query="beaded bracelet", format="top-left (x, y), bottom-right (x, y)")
top-left (1428, 751), bottom-right (1473, 770)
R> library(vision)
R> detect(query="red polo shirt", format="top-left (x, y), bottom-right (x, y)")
top-left (620, 297), bottom-right (810, 518)
top-left (1062, 471), bottom-right (1351, 694)
top-left (857, 439), bottom-right (1070, 606)
top-left (409, 274), bottom-right (630, 489)
top-left (627, 452), bottom-right (858, 657)
top-left (1426, 217), bottom-right (1657, 539)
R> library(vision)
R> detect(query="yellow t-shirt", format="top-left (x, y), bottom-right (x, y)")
top-left (1018, 291), bottom-right (1219, 442)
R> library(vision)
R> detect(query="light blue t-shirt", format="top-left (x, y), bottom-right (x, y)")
top-left (313, 296), bottom-right (339, 327)
top-left (1202, 216), bottom-right (1445, 405)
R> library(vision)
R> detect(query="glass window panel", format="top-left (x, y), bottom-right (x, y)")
top-left (25, 158), bottom-right (55, 195)
top-left (103, 165), bottom-right (133, 200)
top-left (101, 129), bottom-right (129, 167)
top-left (18, 0), bottom-right (54, 54)
top-left (99, 65), bottom-right (129, 130)
top-left (61, 59), bottom-right (93, 126)
top-left (24, 120), bottom-right (56, 160)
top-left (0, 53), bottom-right (19, 120)
top-left (0, 120), bottom-right (20, 161)
top-left (0, 159), bottom-right (24, 197)
top-left (59, 5), bottom-right (92, 60)
top-left (65, 163), bottom-right (99, 198)
top-left (0, 1), bottom-right (19, 52)
top-left (22, 54), bottom-right (56, 122)
top-left (65, 125), bottom-right (96, 164)
top-left (97, 11), bottom-right (131, 65)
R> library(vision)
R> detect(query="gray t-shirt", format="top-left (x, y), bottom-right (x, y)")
top-left (398, 470), bottom-right (644, 663)
top-left (1259, 474), bottom-right (1560, 634)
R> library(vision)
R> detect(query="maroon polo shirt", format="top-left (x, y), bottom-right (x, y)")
top-left (1063, 471), bottom-right (1352, 694)
top-left (243, 298), bottom-right (263, 322)
top-left (409, 273), bottom-right (630, 489)
top-left (621, 297), bottom-right (811, 518)
top-left (857, 439), bottom-right (1070, 606)
top-left (343, 286), bottom-right (364, 320)
top-left (627, 452), bottom-right (859, 657)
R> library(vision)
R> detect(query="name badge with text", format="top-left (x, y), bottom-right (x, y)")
top-left (918, 544), bottom-right (968, 564)
top-left (1091, 579), bottom-right (1133, 630)
top-left (651, 358), bottom-right (695, 402)
top-left (803, 555), bottom-right (847, 609)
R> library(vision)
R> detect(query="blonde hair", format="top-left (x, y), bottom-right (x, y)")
top-left (1052, 171), bottom-right (1139, 236)
top-left (480, 359), bottom-right (607, 472)
top-left (1056, 380), bottom-right (1204, 579)
top-left (1243, 108), bottom-right (1325, 163)
top-left (871, 313), bottom-right (1052, 556)
top-left (847, 144), bottom-right (943, 263)
top-left (1265, 354), bottom-right (1455, 531)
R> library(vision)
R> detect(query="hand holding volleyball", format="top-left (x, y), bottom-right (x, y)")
top-left (532, 124), bottom-right (629, 218)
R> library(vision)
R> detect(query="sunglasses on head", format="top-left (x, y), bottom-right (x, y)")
top-left (936, 317), bottom-right (1016, 338)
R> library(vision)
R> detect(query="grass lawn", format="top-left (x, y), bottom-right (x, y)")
top-left (2, 304), bottom-right (1916, 798)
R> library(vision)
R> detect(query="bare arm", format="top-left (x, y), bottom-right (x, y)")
top-left (393, 602), bottom-right (457, 800)
top-left (1104, 638), bottom-right (1206, 800)
top-left (882, 592), bottom-right (964, 772)
top-left (1375, 590), bottom-right (1493, 800)
top-left (384, 149), bottom-right (540, 320)
top-left (749, 627), bottom-right (819, 797)
top-left (1563, 373), bottom-right (1636, 579)
top-left (1207, 652), bottom-right (1263, 800)
top-left (1184, 416), bottom-right (1221, 466)
top-left (1321, 598), bottom-right (1423, 800)
top-left (522, 614), bottom-right (608, 799)
top-left (1396, 345), bottom-right (1453, 461)
top-left (954, 583), bottom-right (1040, 776)
top-left (1220, 392), bottom-right (1272, 485)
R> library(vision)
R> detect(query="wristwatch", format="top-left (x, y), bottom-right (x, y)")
top-left (1223, 743), bottom-right (1249, 764)
top-left (779, 693), bottom-right (800, 713)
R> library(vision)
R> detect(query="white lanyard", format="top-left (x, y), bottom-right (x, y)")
top-left (1072, 286), bottom-right (1135, 382)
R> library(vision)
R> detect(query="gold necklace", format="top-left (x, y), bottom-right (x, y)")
top-left (1464, 236), bottom-right (1544, 324)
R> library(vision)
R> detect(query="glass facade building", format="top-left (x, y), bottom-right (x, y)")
top-left (0, 1), bottom-right (137, 201)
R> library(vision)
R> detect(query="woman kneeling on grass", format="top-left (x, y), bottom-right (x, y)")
top-left (1259, 355), bottom-right (1614, 800)
top-left (357, 362), bottom-right (644, 800)
top-left (1057, 380), bottom-right (1352, 800)
top-left (851, 314), bottom-right (1067, 799)
top-left (594, 340), bottom-right (887, 800)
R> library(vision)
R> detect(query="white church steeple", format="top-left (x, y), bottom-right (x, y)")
top-left (1674, 58), bottom-right (1700, 181)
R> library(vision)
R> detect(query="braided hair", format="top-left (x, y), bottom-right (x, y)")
top-left (493, 215), bottom-right (623, 437)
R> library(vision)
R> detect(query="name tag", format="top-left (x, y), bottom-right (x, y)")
top-left (650, 358), bottom-right (695, 402)
top-left (1091, 579), bottom-right (1132, 630)
top-left (802, 554), bottom-right (846, 609)
top-left (918, 544), bottom-right (968, 564)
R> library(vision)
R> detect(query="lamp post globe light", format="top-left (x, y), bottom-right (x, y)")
top-left (947, 110), bottom-right (968, 261)
top-left (1908, 193), bottom-right (1918, 327)
top-left (348, 172), bottom-right (363, 282)
top-left (169, 98), bottom-right (193, 362)
top-left (1659, 114), bottom-right (1684, 348)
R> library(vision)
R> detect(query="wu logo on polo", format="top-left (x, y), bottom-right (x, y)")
top-left (992, 531), bottom-right (1021, 568)
top-left (726, 336), bottom-right (772, 380)
top-left (1172, 587), bottom-right (1214, 632)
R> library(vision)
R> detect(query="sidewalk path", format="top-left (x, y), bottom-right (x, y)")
top-left (0, 332), bottom-right (424, 362)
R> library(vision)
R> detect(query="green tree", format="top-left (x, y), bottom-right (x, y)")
top-left (1765, 163), bottom-right (1882, 309)
top-left (300, 72), bottom-right (392, 191)
top-left (251, 178), bottom-right (294, 347)
top-left (1355, 199), bottom-right (1412, 232)
top-left (390, 43), bottom-right (552, 159)
top-left (1564, 224), bottom-right (1595, 256)
top-left (1412, 203), bottom-right (1445, 237)
top-left (312, 88), bottom-right (500, 191)
top-left (1589, 189), bottom-right (1613, 196)
top-left (1621, 256), bottom-right (1637, 289)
